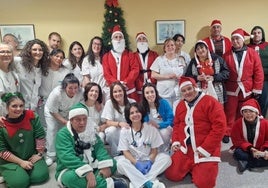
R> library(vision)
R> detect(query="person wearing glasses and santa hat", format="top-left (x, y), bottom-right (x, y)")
top-left (222, 28), bottom-right (264, 144)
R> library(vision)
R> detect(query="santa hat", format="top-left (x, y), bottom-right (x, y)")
top-left (210, 19), bottom-right (222, 27)
top-left (69, 102), bottom-right (88, 119)
top-left (179, 76), bottom-right (197, 89)
top-left (194, 40), bottom-right (212, 67)
top-left (194, 40), bottom-right (209, 51)
top-left (231, 28), bottom-right (250, 41)
top-left (111, 25), bottom-right (124, 39)
top-left (136, 32), bottom-right (147, 41)
top-left (240, 98), bottom-right (261, 116)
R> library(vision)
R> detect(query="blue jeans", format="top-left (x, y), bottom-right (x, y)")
top-left (234, 148), bottom-right (268, 168)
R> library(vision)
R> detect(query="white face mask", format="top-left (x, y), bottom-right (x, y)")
top-left (112, 39), bottom-right (125, 53)
top-left (137, 42), bottom-right (149, 53)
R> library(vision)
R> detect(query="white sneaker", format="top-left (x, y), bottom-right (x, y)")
top-left (129, 182), bottom-right (135, 188)
top-left (0, 176), bottom-right (5, 183)
top-left (152, 180), bottom-right (165, 188)
top-left (45, 156), bottom-right (54, 166)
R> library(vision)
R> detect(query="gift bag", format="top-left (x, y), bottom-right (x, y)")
top-left (204, 80), bottom-right (218, 100)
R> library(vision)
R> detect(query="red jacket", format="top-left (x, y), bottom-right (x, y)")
top-left (134, 50), bottom-right (158, 93)
top-left (223, 48), bottom-right (264, 98)
top-left (102, 50), bottom-right (139, 91)
top-left (203, 36), bottom-right (232, 55)
top-left (231, 117), bottom-right (268, 151)
top-left (172, 93), bottom-right (226, 163)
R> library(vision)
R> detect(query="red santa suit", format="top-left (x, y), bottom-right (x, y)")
top-left (203, 20), bottom-right (232, 57)
top-left (134, 50), bottom-right (158, 99)
top-left (103, 50), bottom-right (139, 101)
top-left (203, 36), bottom-right (232, 56)
top-left (231, 98), bottom-right (268, 154)
top-left (223, 47), bottom-right (264, 136)
top-left (231, 117), bottom-right (268, 152)
top-left (165, 87), bottom-right (226, 188)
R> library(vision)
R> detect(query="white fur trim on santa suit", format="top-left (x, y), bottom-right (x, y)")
top-left (197, 146), bottom-right (211, 157)
top-left (69, 108), bottom-right (88, 119)
top-left (240, 105), bottom-right (259, 114)
top-left (209, 37), bottom-right (226, 54)
top-left (57, 169), bottom-right (68, 188)
top-left (231, 33), bottom-right (245, 41)
top-left (171, 141), bottom-right (181, 148)
top-left (136, 33), bottom-right (147, 41)
top-left (242, 116), bottom-right (261, 147)
top-left (75, 164), bottom-right (93, 177)
top-left (179, 81), bottom-right (193, 89)
top-left (106, 177), bottom-right (114, 188)
top-left (98, 159), bottom-right (114, 169)
top-left (252, 89), bottom-right (262, 94)
top-left (111, 31), bottom-right (124, 39)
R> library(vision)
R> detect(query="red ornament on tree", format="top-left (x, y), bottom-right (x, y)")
top-left (106, 0), bottom-right (118, 7)
top-left (114, 12), bottom-right (118, 16)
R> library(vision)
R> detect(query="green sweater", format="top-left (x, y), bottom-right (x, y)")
top-left (248, 42), bottom-right (268, 81)
top-left (0, 111), bottom-right (45, 167)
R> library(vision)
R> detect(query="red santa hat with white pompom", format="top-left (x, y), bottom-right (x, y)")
top-left (179, 76), bottom-right (197, 89)
top-left (210, 19), bottom-right (222, 27)
top-left (240, 98), bottom-right (262, 117)
top-left (135, 32), bottom-right (148, 41)
top-left (231, 28), bottom-right (251, 41)
top-left (111, 25), bottom-right (124, 39)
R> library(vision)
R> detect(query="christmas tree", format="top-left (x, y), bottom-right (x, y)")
top-left (101, 0), bottom-right (130, 52)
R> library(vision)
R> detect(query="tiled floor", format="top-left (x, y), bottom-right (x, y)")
top-left (1, 140), bottom-right (268, 187)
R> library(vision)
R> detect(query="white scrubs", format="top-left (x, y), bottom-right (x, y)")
top-left (14, 57), bottom-right (42, 110)
top-left (63, 59), bottom-right (83, 83)
top-left (37, 67), bottom-right (70, 129)
top-left (116, 123), bottom-right (171, 188)
top-left (150, 55), bottom-right (185, 107)
top-left (81, 56), bottom-right (110, 101)
top-left (0, 69), bottom-right (20, 116)
top-left (45, 85), bottom-right (83, 157)
top-left (101, 98), bottom-right (135, 156)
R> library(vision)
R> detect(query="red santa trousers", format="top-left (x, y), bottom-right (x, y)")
top-left (224, 91), bottom-right (251, 136)
top-left (165, 146), bottom-right (218, 188)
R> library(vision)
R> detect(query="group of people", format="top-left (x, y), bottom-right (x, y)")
top-left (0, 18), bottom-right (268, 188)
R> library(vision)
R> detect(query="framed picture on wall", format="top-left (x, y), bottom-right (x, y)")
top-left (0, 24), bottom-right (35, 49)
top-left (155, 20), bottom-right (185, 44)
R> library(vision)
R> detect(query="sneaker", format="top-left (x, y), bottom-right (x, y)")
top-left (237, 160), bottom-right (248, 173)
top-left (129, 182), bottom-right (135, 188)
top-left (144, 181), bottom-right (153, 188)
top-left (152, 179), bottom-right (165, 188)
top-left (113, 177), bottom-right (128, 188)
top-left (45, 156), bottom-right (55, 166)
top-left (222, 135), bottom-right (230, 143)
top-left (0, 176), bottom-right (4, 184)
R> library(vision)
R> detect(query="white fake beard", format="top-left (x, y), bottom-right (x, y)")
top-left (78, 118), bottom-right (97, 144)
top-left (112, 39), bottom-right (125, 53)
top-left (137, 42), bottom-right (149, 53)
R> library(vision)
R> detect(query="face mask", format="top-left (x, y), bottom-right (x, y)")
top-left (137, 42), bottom-right (149, 53)
top-left (112, 39), bottom-right (125, 53)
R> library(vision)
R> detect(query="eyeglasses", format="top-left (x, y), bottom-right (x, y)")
top-left (73, 117), bottom-right (87, 123)
top-left (0, 50), bottom-right (12, 55)
top-left (93, 42), bottom-right (102, 46)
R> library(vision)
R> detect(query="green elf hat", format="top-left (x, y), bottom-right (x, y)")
top-left (69, 102), bottom-right (88, 119)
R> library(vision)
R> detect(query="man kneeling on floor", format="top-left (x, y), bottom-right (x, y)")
top-left (55, 102), bottom-right (127, 188)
